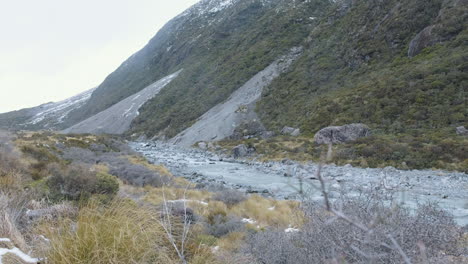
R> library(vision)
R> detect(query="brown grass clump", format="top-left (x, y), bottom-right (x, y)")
top-left (127, 156), bottom-right (172, 176)
top-left (217, 231), bottom-right (246, 252)
top-left (40, 199), bottom-right (175, 264)
top-left (143, 187), bottom-right (212, 206)
top-left (0, 193), bottom-right (28, 251)
top-left (230, 195), bottom-right (304, 228)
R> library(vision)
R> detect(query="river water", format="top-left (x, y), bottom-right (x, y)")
top-left (130, 141), bottom-right (468, 226)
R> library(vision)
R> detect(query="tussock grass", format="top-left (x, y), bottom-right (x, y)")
top-left (144, 187), bottom-right (212, 206)
top-left (127, 156), bottom-right (192, 186)
top-left (230, 195), bottom-right (304, 228)
top-left (0, 193), bottom-right (28, 251)
top-left (40, 199), bottom-right (175, 264)
top-left (217, 232), bottom-right (246, 252)
top-left (127, 156), bottom-right (172, 176)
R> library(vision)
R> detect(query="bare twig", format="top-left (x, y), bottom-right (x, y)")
top-left (388, 235), bottom-right (412, 264)
top-left (159, 186), bottom-right (192, 264)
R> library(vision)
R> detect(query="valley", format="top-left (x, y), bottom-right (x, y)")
top-left (132, 141), bottom-right (468, 226)
top-left (0, 0), bottom-right (467, 262)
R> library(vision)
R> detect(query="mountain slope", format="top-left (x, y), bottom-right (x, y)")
top-left (38, 0), bottom-right (328, 135)
top-left (0, 88), bottom-right (94, 131)
top-left (0, 0), bottom-right (466, 172)
top-left (62, 70), bottom-right (181, 135)
top-left (170, 47), bottom-right (302, 146)
top-left (257, 0), bottom-right (468, 135)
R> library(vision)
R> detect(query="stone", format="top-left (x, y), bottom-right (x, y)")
top-left (259, 131), bottom-right (275, 139)
top-left (230, 120), bottom-right (267, 140)
top-left (456, 126), bottom-right (468, 136)
top-left (197, 142), bottom-right (207, 150)
top-left (232, 144), bottom-right (249, 158)
top-left (281, 126), bottom-right (300, 136)
top-left (408, 25), bottom-right (437, 57)
top-left (314, 123), bottom-right (371, 144)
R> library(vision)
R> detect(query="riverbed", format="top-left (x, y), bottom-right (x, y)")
top-left (130, 141), bottom-right (468, 226)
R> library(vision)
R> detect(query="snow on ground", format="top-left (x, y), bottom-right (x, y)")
top-left (26, 88), bottom-right (95, 126)
top-left (0, 238), bottom-right (39, 264)
top-left (167, 199), bottom-right (209, 206)
top-left (242, 218), bottom-right (257, 224)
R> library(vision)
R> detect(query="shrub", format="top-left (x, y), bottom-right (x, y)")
top-left (61, 147), bottom-right (169, 187)
top-left (205, 214), bottom-right (245, 238)
top-left (61, 147), bottom-right (98, 164)
top-left (108, 161), bottom-right (168, 187)
top-left (0, 133), bottom-right (29, 190)
top-left (47, 163), bottom-right (119, 201)
top-left (245, 194), bottom-right (465, 264)
top-left (212, 189), bottom-right (247, 207)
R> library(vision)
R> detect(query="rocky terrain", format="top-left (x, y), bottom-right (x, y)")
top-left (62, 70), bottom-right (181, 135)
top-left (170, 47), bottom-right (302, 146)
top-left (1, 0), bottom-right (465, 172)
top-left (131, 141), bottom-right (468, 226)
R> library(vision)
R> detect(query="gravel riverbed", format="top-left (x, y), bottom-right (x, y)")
top-left (130, 141), bottom-right (468, 226)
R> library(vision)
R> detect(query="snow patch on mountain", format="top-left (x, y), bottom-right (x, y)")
top-left (62, 70), bottom-right (182, 135)
top-left (27, 88), bottom-right (95, 126)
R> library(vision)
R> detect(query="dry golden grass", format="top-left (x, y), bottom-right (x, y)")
top-left (127, 155), bottom-right (193, 187)
top-left (0, 171), bottom-right (23, 193)
top-left (230, 195), bottom-right (304, 228)
top-left (38, 199), bottom-right (176, 264)
top-left (143, 187), bottom-right (212, 206)
top-left (127, 156), bottom-right (172, 176)
top-left (217, 232), bottom-right (246, 252)
top-left (0, 194), bottom-right (28, 251)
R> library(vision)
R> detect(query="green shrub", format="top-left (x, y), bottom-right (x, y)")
top-left (47, 163), bottom-right (119, 202)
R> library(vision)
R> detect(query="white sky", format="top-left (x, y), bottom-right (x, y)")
top-left (0, 0), bottom-right (200, 113)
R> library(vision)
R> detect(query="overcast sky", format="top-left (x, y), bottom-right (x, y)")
top-left (0, 0), bottom-right (200, 113)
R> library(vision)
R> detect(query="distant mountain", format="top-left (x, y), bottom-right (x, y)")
top-left (0, 88), bottom-right (94, 130)
top-left (1, 0), bottom-right (466, 142)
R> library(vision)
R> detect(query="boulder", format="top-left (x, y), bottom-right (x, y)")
top-left (314, 123), bottom-right (371, 144)
top-left (232, 144), bottom-right (255, 158)
top-left (230, 120), bottom-right (267, 140)
top-left (456, 126), bottom-right (468, 136)
top-left (197, 142), bottom-right (207, 150)
top-left (281, 126), bottom-right (301, 137)
top-left (232, 144), bottom-right (248, 158)
top-left (259, 131), bottom-right (275, 139)
top-left (408, 25), bottom-right (438, 57)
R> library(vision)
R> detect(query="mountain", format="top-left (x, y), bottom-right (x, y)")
top-left (0, 0), bottom-right (466, 170)
top-left (0, 88), bottom-right (94, 131)
top-left (62, 70), bottom-right (181, 135)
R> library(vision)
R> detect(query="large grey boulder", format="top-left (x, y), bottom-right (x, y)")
top-left (408, 25), bottom-right (438, 57)
top-left (314, 124), bottom-right (371, 144)
top-left (230, 120), bottom-right (268, 140)
top-left (281, 126), bottom-right (301, 137)
top-left (456, 126), bottom-right (468, 136)
top-left (232, 144), bottom-right (255, 158)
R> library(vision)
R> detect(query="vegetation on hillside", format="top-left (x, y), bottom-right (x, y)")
top-left (130, 0), bottom-right (330, 138)
top-left (0, 0), bottom-right (465, 173)
top-left (219, 130), bottom-right (468, 172)
top-left (258, 0), bottom-right (467, 134)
